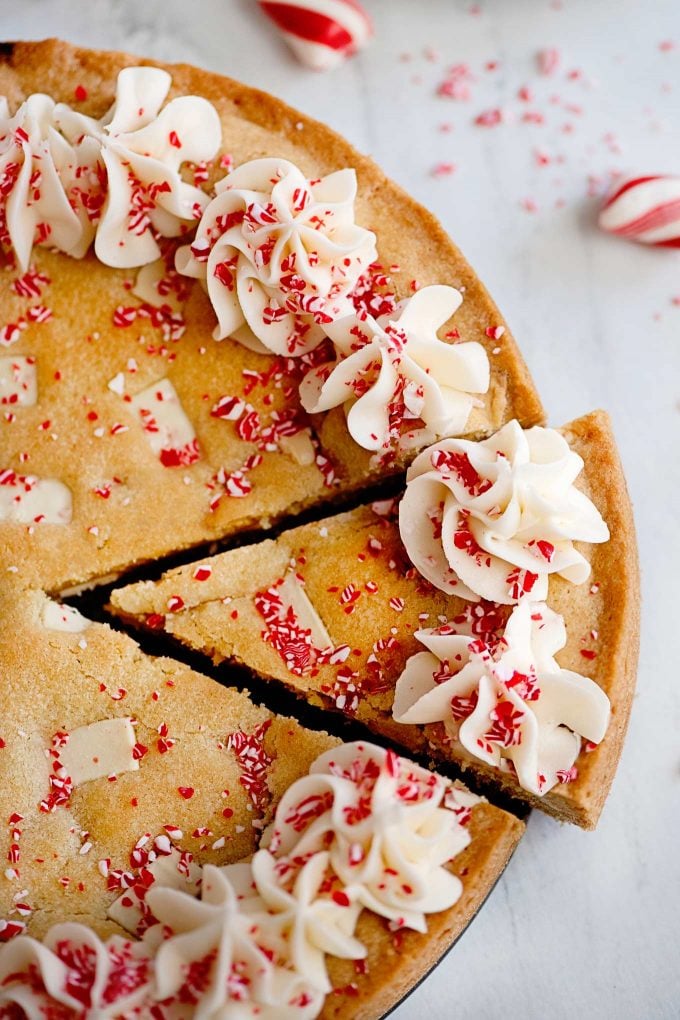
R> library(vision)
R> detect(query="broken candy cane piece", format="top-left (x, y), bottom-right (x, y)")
top-left (598, 175), bottom-right (680, 247)
top-left (257, 0), bottom-right (372, 70)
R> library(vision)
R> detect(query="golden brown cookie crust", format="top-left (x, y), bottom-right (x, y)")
top-left (321, 803), bottom-right (523, 1019)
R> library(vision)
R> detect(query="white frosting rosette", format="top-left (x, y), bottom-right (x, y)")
top-left (0, 93), bottom-right (94, 270)
top-left (393, 600), bottom-right (610, 796)
top-left (175, 157), bottom-right (377, 355)
top-left (399, 419), bottom-right (609, 603)
top-left (266, 741), bottom-right (471, 933)
top-left (147, 864), bottom-right (324, 1018)
top-left (299, 285), bottom-right (489, 453)
top-left (246, 851), bottom-right (364, 993)
top-left (0, 923), bottom-right (153, 1017)
top-left (56, 66), bottom-right (221, 268)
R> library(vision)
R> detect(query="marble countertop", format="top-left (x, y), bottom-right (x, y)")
top-left (3, 2), bottom-right (678, 1017)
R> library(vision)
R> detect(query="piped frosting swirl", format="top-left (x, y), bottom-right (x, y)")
top-left (399, 420), bottom-right (609, 603)
top-left (0, 93), bottom-right (91, 270)
top-left (147, 863), bottom-right (326, 1018)
top-left (0, 923), bottom-right (153, 1018)
top-left (265, 741), bottom-right (471, 932)
top-left (55, 66), bottom-right (221, 268)
top-left (175, 157), bottom-right (377, 355)
top-left (0, 68), bottom-right (221, 272)
top-left (393, 600), bottom-right (610, 795)
top-left (299, 285), bottom-right (489, 454)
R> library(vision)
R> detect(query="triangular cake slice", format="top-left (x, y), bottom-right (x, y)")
top-left (0, 40), bottom-right (542, 595)
top-left (111, 410), bottom-right (640, 828)
top-left (0, 577), bottom-right (522, 1018)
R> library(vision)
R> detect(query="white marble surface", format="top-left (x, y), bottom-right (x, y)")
top-left (3, 2), bottom-right (679, 1017)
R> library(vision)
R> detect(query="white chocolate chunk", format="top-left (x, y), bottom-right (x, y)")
top-left (129, 378), bottom-right (199, 467)
top-left (0, 470), bottom-right (72, 525)
top-left (0, 356), bottom-right (38, 407)
top-left (41, 599), bottom-right (90, 633)
top-left (279, 428), bottom-right (316, 466)
top-left (279, 571), bottom-right (333, 649)
top-left (107, 846), bottom-right (202, 933)
top-left (59, 718), bottom-right (138, 785)
top-left (107, 371), bottom-right (125, 396)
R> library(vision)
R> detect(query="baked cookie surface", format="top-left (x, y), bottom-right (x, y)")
top-left (0, 39), bottom-right (542, 594)
top-left (111, 410), bottom-right (640, 828)
top-left (0, 578), bottom-right (523, 1017)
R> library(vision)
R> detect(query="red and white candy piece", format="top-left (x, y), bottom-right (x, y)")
top-left (599, 175), bottom-right (680, 248)
top-left (257, 0), bottom-right (372, 71)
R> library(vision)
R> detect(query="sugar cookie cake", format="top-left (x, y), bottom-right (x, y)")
top-left (0, 38), bottom-right (638, 1019)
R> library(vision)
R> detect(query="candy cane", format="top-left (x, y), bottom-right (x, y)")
top-left (257, 0), bottom-right (372, 71)
top-left (598, 175), bottom-right (680, 248)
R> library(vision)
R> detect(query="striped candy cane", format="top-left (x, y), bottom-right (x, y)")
top-left (598, 175), bottom-right (680, 248)
top-left (257, 0), bottom-right (372, 71)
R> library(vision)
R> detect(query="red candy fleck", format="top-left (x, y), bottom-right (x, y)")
top-left (333, 983), bottom-right (360, 998)
top-left (340, 583), bottom-right (361, 613)
top-left (506, 567), bottom-right (538, 600)
top-left (113, 306), bottom-right (137, 328)
top-left (253, 581), bottom-right (341, 678)
top-left (450, 690), bottom-right (480, 721)
top-left (474, 107), bottom-right (503, 127)
top-left (431, 162), bottom-right (457, 178)
top-left (0, 920), bottom-right (26, 941)
top-left (454, 511), bottom-right (490, 565)
top-left (159, 439), bottom-right (201, 469)
top-left (145, 613), bottom-right (166, 630)
top-left (385, 749), bottom-right (400, 777)
top-left (484, 699), bottom-right (525, 749)
top-left (537, 47), bottom-right (560, 75)
top-left (11, 268), bottom-right (50, 298)
top-left (528, 539), bottom-right (555, 563)
top-left (283, 792), bottom-right (333, 836)
top-left (432, 449), bottom-right (492, 497)
top-left (485, 324), bottom-right (505, 340)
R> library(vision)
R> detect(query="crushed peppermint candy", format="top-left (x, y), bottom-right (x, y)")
top-left (227, 721), bottom-right (273, 814)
